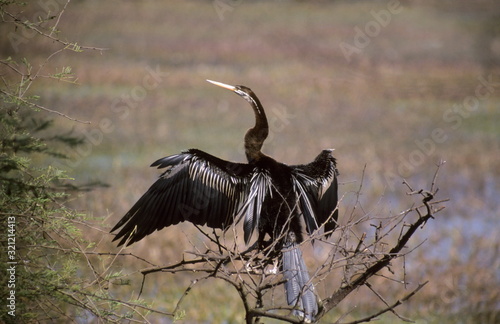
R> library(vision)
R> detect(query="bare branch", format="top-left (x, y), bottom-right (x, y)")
top-left (320, 164), bottom-right (445, 318)
top-left (341, 282), bottom-right (428, 324)
top-left (365, 282), bottom-right (413, 322)
top-left (1, 9), bottom-right (107, 52)
top-left (0, 88), bottom-right (91, 123)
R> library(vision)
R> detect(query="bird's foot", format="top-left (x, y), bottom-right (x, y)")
top-left (264, 258), bottom-right (279, 275)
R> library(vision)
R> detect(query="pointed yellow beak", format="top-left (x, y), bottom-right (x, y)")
top-left (206, 79), bottom-right (236, 91)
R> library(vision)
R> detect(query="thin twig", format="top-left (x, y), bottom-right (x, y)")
top-left (2, 9), bottom-right (107, 52)
top-left (341, 282), bottom-right (428, 324)
top-left (365, 282), bottom-right (413, 322)
top-left (0, 89), bottom-right (90, 123)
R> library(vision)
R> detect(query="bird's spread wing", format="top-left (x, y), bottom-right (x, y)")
top-left (111, 149), bottom-right (253, 246)
top-left (291, 149), bottom-right (339, 237)
top-left (237, 169), bottom-right (273, 244)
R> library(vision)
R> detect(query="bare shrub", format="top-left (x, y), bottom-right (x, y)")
top-left (108, 163), bottom-right (446, 323)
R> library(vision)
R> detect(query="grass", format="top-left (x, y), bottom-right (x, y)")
top-left (10, 1), bottom-right (500, 322)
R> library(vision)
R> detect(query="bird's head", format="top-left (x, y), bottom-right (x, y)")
top-left (207, 79), bottom-right (268, 162)
top-left (207, 80), bottom-right (259, 108)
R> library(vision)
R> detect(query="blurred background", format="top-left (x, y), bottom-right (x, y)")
top-left (3, 0), bottom-right (499, 322)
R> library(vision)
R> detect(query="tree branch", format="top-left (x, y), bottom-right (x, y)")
top-left (340, 281), bottom-right (428, 324)
top-left (320, 164), bottom-right (445, 317)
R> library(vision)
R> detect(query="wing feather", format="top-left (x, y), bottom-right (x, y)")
top-left (236, 169), bottom-right (272, 244)
top-left (111, 149), bottom-right (253, 246)
top-left (291, 149), bottom-right (339, 238)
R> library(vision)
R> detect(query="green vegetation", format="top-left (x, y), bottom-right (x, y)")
top-left (0, 2), bottom-right (153, 322)
top-left (1, 0), bottom-right (499, 323)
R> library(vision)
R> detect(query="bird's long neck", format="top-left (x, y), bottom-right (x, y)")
top-left (244, 94), bottom-right (268, 163)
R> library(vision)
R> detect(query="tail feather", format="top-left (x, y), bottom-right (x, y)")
top-left (282, 242), bottom-right (318, 322)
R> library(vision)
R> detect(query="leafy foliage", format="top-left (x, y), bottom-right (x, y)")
top-left (0, 2), bottom-right (150, 323)
top-left (0, 100), bottom-right (79, 322)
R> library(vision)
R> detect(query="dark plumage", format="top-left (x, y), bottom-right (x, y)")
top-left (111, 80), bottom-right (339, 321)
